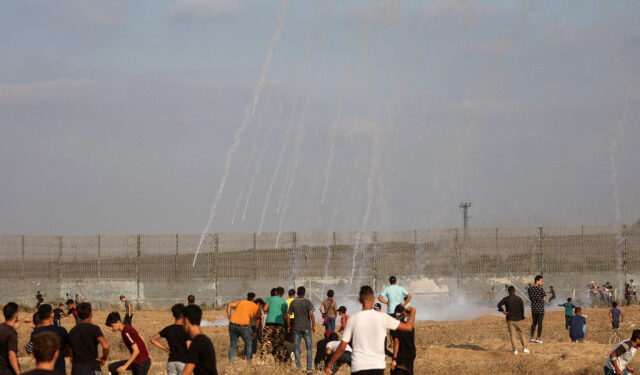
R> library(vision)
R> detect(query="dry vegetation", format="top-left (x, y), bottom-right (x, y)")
top-left (12, 306), bottom-right (640, 374)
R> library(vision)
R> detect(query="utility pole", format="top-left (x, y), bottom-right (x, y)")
top-left (459, 202), bottom-right (472, 229)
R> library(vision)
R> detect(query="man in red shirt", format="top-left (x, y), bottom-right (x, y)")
top-left (105, 312), bottom-right (151, 375)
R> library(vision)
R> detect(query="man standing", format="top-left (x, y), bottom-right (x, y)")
top-left (120, 296), bottom-right (134, 326)
top-left (226, 293), bottom-right (260, 365)
top-left (260, 287), bottom-right (287, 363)
top-left (390, 305), bottom-right (416, 375)
top-left (182, 305), bottom-right (218, 375)
top-left (378, 276), bottom-right (411, 316)
top-left (23, 331), bottom-right (62, 375)
top-left (105, 312), bottom-right (151, 375)
top-left (497, 286), bottom-right (529, 355)
top-left (605, 330), bottom-right (640, 375)
top-left (150, 304), bottom-right (191, 375)
top-left (25, 305), bottom-right (69, 374)
top-left (36, 291), bottom-right (45, 308)
top-left (286, 289), bottom-right (296, 328)
top-left (67, 302), bottom-right (110, 375)
top-left (286, 286), bottom-right (316, 374)
top-left (527, 275), bottom-right (546, 343)
top-left (320, 290), bottom-right (338, 334)
top-left (325, 286), bottom-right (416, 375)
top-left (1, 302), bottom-right (32, 375)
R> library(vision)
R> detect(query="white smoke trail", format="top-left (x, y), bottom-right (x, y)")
top-left (257, 5), bottom-right (324, 234)
top-left (231, 114), bottom-right (264, 224)
top-left (193, 0), bottom-right (291, 266)
top-left (274, 67), bottom-right (324, 248)
top-left (241, 105), bottom-right (280, 222)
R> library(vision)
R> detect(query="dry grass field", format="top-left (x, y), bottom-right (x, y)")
top-left (12, 305), bottom-right (640, 374)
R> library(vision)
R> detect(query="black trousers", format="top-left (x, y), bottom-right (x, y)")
top-left (565, 316), bottom-right (571, 329)
top-left (108, 359), bottom-right (150, 375)
top-left (123, 314), bottom-right (133, 326)
top-left (531, 313), bottom-right (544, 338)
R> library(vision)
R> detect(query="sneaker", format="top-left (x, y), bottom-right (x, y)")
top-left (523, 348), bottom-right (530, 353)
top-left (536, 338), bottom-right (544, 344)
top-left (529, 338), bottom-right (535, 343)
top-left (512, 350), bottom-right (518, 355)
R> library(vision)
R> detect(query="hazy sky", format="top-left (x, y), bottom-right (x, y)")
top-left (1, 0), bottom-right (639, 235)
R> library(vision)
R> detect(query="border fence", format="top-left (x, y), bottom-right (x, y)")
top-left (0, 225), bottom-right (638, 307)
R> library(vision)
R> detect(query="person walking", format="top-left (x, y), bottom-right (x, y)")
top-left (120, 296), bottom-right (134, 326)
top-left (498, 286), bottom-right (529, 355)
top-left (150, 304), bottom-right (191, 375)
top-left (260, 287), bottom-right (287, 363)
top-left (527, 275), bottom-right (546, 343)
top-left (378, 276), bottom-right (411, 316)
top-left (605, 330), bottom-right (640, 375)
top-left (226, 293), bottom-right (260, 365)
top-left (325, 285), bottom-right (416, 375)
top-left (67, 302), bottom-right (110, 375)
top-left (182, 305), bottom-right (218, 375)
top-left (286, 286), bottom-right (316, 374)
top-left (320, 290), bottom-right (338, 334)
top-left (610, 302), bottom-right (624, 331)
top-left (105, 312), bottom-right (151, 375)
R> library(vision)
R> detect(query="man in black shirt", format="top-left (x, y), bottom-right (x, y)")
top-left (36, 291), bottom-right (45, 308)
top-left (150, 304), bottom-right (191, 375)
top-left (182, 305), bottom-right (217, 375)
top-left (527, 275), bottom-right (546, 343)
top-left (53, 305), bottom-right (64, 328)
top-left (67, 303), bottom-right (110, 375)
top-left (390, 305), bottom-right (416, 375)
top-left (498, 285), bottom-right (529, 355)
top-left (24, 331), bottom-right (63, 375)
top-left (1, 302), bottom-right (31, 375)
top-left (26, 305), bottom-right (69, 374)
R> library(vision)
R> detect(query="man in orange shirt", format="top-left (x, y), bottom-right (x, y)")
top-left (226, 292), bottom-right (261, 365)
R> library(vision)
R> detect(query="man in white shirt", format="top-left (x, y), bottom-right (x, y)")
top-left (325, 285), bottom-right (416, 375)
top-left (605, 329), bottom-right (640, 375)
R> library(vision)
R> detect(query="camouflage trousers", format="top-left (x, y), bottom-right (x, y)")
top-left (260, 324), bottom-right (286, 363)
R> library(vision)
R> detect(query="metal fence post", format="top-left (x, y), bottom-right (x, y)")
top-left (292, 232), bottom-right (297, 288)
top-left (253, 233), bottom-right (258, 281)
top-left (494, 228), bottom-right (499, 276)
top-left (454, 228), bottom-right (460, 294)
top-left (136, 234), bottom-right (141, 304)
top-left (21, 235), bottom-right (25, 276)
top-left (58, 236), bottom-right (63, 284)
top-left (214, 233), bottom-right (219, 308)
top-left (538, 226), bottom-right (544, 274)
top-left (97, 234), bottom-right (101, 279)
top-left (372, 231), bottom-right (378, 293)
top-left (174, 233), bottom-right (179, 279)
top-left (623, 225), bottom-right (628, 281)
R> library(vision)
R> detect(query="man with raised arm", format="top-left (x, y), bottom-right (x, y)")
top-left (325, 285), bottom-right (416, 375)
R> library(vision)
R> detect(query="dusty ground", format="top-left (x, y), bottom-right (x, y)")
top-left (12, 305), bottom-right (640, 374)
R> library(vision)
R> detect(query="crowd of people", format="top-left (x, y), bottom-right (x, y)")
top-left (5, 274), bottom-right (640, 374)
top-left (499, 274), bottom-right (640, 374)
top-left (0, 276), bottom-right (416, 375)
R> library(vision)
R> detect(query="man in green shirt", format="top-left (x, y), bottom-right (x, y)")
top-left (260, 287), bottom-right (288, 363)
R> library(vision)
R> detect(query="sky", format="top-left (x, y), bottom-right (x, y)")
top-left (1, 0), bottom-right (639, 235)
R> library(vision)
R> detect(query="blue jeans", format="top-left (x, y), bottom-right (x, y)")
top-left (293, 329), bottom-right (313, 370)
top-left (229, 323), bottom-right (253, 363)
top-left (326, 317), bottom-right (336, 332)
top-left (604, 367), bottom-right (629, 375)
